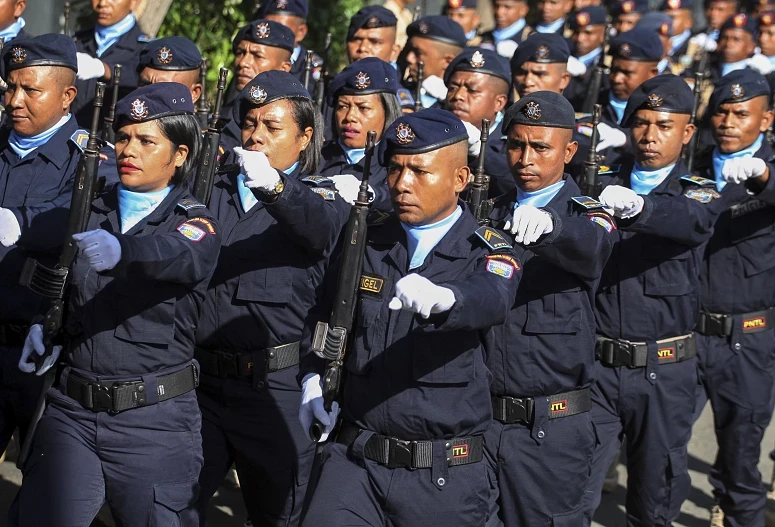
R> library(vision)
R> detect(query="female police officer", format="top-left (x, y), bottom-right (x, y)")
top-left (193, 70), bottom-right (348, 526)
top-left (320, 57), bottom-right (402, 210)
top-left (14, 82), bottom-right (221, 526)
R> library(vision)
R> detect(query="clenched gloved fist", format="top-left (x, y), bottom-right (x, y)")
top-left (463, 121), bottom-right (482, 156)
top-left (422, 75), bottom-right (448, 101)
top-left (73, 229), bottom-right (122, 271)
top-left (596, 122), bottom-right (627, 151)
top-left (747, 53), bottom-right (773, 75)
top-left (76, 52), bottom-right (106, 80)
top-left (722, 156), bottom-right (767, 184)
top-left (388, 273), bottom-right (456, 318)
top-left (329, 174), bottom-right (374, 205)
top-left (19, 324), bottom-right (61, 376)
top-left (496, 40), bottom-right (519, 59)
top-left (299, 373), bottom-right (340, 442)
top-left (566, 56), bottom-right (587, 77)
top-left (504, 205), bottom-right (553, 245)
top-left (0, 208), bottom-right (21, 247)
top-left (599, 185), bottom-right (645, 219)
top-left (233, 147), bottom-right (281, 192)
top-left (689, 33), bottom-right (717, 52)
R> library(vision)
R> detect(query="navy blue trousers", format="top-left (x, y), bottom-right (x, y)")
top-left (584, 356), bottom-right (698, 526)
top-left (0, 345), bottom-right (44, 454)
top-left (696, 326), bottom-right (775, 527)
top-left (196, 366), bottom-right (315, 527)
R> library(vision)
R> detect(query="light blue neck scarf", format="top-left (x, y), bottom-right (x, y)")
top-left (339, 140), bottom-right (366, 165)
top-left (8, 114), bottom-right (71, 159)
top-left (237, 161), bottom-right (299, 213)
top-left (291, 45), bottom-right (301, 64)
top-left (0, 17), bottom-right (25, 42)
top-left (515, 179), bottom-right (565, 209)
top-left (712, 133), bottom-right (763, 191)
top-left (630, 163), bottom-right (675, 195)
top-left (669, 29), bottom-right (691, 56)
top-left (708, 29), bottom-right (720, 41)
top-left (658, 58), bottom-right (669, 74)
top-left (490, 111), bottom-right (504, 134)
top-left (401, 206), bottom-right (463, 269)
top-left (768, 55), bottom-right (775, 68)
top-left (118, 184), bottom-right (173, 233)
top-left (420, 91), bottom-right (438, 109)
top-left (721, 59), bottom-right (748, 77)
top-left (608, 93), bottom-right (627, 125)
top-left (577, 46), bottom-right (602, 67)
top-left (492, 18), bottom-right (526, 42)
top-left (95, 13), bottom-right (136, 57)
top-left (535, 18), bottom-right (565, 34)
top-left (465, 29), bottom-right (477, 40)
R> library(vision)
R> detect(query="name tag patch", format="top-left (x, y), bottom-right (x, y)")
top-left (177, 222), bottom-right (206, 242)
top-left (485, 254), bottom-right (519, 279)
top-left (743, 316), bottom-right (767, 331)
top-left (360, 275), bottom-right (384, 294)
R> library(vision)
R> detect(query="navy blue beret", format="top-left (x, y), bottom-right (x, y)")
top-left (329, 57), bottom-right (399, 103)
top-left (503, 91), bottom-right (576, 131)
top-left (137, 36), bottom-right (202, 72)
top-left (407, 16), bottom-right (467, 48)
top-left (384, 109), bottom-right (468, 157)
top-left (114, 83), bottom-right (194, 130)
top-left (443, 0), bottom-right (478, 10)
top-left (622, 74), bottom-right (694, 126)
top-left (234, 70), bottom-right (310, 126)
top-left (613, 0), bottom-right (650, 16)
top-left (721, 13), bottom-right (758, 38)
top-left (232, 19), bottom-right (295, 54)
top-left (4, 34), bottom-right (77, 73)
top-left (259, 0), bottom-right (308, 18)
top-left (660, 0), bottom-right (693, 11)
top-left (760, 11), bottom-right (775, 27)
top-left (511, 33), bottom-right (570, 69)
top-left (610, 28), bottom-right (663, 61)
top-left (444, 47), bottom-right (511, 85)
top-left (708, 69), bottom-right (771, 114)
top-left (636, 12), bottom-right (673, 37)
top-left (569, 6), bottom-right (607, 29)
top-left (347, 6), bottom-right (397, 41)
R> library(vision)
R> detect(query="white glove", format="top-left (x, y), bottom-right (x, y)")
top-left (76, 52), bottom-right (106, 80)
top-left (747, 53), bottom-right (774, 75)
top-left (329, 174), bottom-right (374, 205)
top-left (596, 122), bottom-right (627, 152)
top-left (18, 324), bottom-right (61, 376)
top-left (299, 373), bottom-right (340, 442)
top-left (496, 40), bottom-right (519, 59)
top-left (599, 185), bottom-right (645, 219)
top-left (0, 207), bottom-right (21, 247)
top-left (689, 33), bottom-right (717, 53)
top-left (388, 273), bottom-right (456, 318)
top-left (721, 156), bottom-right (767, 184)
top-left (463, 121), bottom-right (482, 156)
top-left (421, 75), bottom-right (448, 101)
top-left (233, 147), bottom-right (281, 192)
top-left (503, 205), bottom-right (553, 245)
top-left (72, 229), bottom-right (122, 272)
top-left (566, 56), bottom-right (587, 77)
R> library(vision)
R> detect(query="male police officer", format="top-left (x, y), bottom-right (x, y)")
top-left (661, 0), bottom-right (695, 70)
top-left (635, 13), bottom-right (675, 74)
top-left (0, 34), bottom-right (82, 460)
top-left (583, 74), bottom-right (726, 525)
top-left (535, 0), bottom-right (574, 35)
top-left (485, 91), bottom-right (615, 525)
top-left (694, 69), bottom-right (775, 527)
top-left (347, 6), bottom-right (402, 64)
top-left (481, 0), bottom-right (533, 58)
top-left (611, 0), bottom-right (649, 35)
top-left (300, 109), bottom-right (521, 526)
top-left (444, 0), bottom-right (482, 45)
top-left (511, 32), bottom-right (572, 98)
top-left (137, 36), bottom-right (204, 103)
top-left (566, 6), bottom-right (609, 110)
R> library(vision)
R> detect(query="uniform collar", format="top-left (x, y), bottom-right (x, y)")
top-left (3, 116), bottom-right (79, 169)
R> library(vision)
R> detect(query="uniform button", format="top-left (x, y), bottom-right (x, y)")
top-left (137, 385), bottom-right (144, 392)
top-left (437, 477), bottom-right (446, 486)
top-left (649, 372), bottom-right (657, 380)
top-left (256, 381), bottom-right (265, 389)
top-left (269, 351), bottom-right (275, 358)
top-left (734, 343), bottom-right (741, 351)
top-left (537, 430), bottom-right (545, 439)
top-left (445, 442), bottom-right (450, 449)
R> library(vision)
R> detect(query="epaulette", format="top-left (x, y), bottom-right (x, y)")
top-left (474, 226), bottom-right (513, 252)
top-left (177, 199), bottom-right (206, 211)
top-left (575, 112), bottom-right (592, 121)
top-left (138, 34), bottom-right (153, 43)
top-left (571, 196), bottom-right (606, 209)
top-left (301, 175), bottom-right (332, 186)
top-left (70, 129), bottom-right (89, 152)
top-left (310, 187), bottom-right (337, 200)
top-left (397, 88), bottom-right (415, 107)
top-left (367, 210), bottom-right (393, 226)
top-left (598, 165), bottom-right (621, 175)
top-left (680, 175), bottom-right (715, 187)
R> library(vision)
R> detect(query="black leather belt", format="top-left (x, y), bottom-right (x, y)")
top-left (66, 364), bottom-right (198, 414)
top-left (195, 342), bottom-right (300, 378)
top-left (0, 324), bottom-right (30, 347)
top-left (697, 308), bottom-right (774, 337)
top-left (596, 333), bottom-right (696, 368)
top-left (336, 422), bottom-right (483, 469)
top-left (491, 388), bottom-right (591, 425)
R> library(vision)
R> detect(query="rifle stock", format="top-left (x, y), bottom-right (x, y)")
top-left (309, 131), bottom-right (377, 441)
top-left (467, 118), bottom-right (493, 225)
top-left (102, 64), bottom-right (122, 143)
top-left (580, 104), bottom-right (602, 198)
top-left (196, 58), bottom-right (210, 130)
top-left (192, 68), bottom-right (228, 206)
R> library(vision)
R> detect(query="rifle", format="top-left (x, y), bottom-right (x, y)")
top-left (467, 118), bottom-right (493, 225)
top-left (581, 24), bottom-right (612, 114)
top-left (412, 5), bottom-right (422, 21)
top-left (580, 104), bottom-right (603, 198)
top-left (314, 33), bottom-right (332, 111)
top-left (308, 130), bottom-right (377, 441)
top-left (63, 1), bottom-right (70, 36)
top-left (685, 71), bottom-right (704, 172)
top-left (192, 68), bottom-right (228, 206)
top-left (196, 57), bottom-right (210, 130)
top-left (414, 61), bottom-right (424, 112)
top-left (102, 64), bottom-right (122, 144)
top-left (16, 83), bottom-right (106, 469)
top-left (303, 49), bottom-right (314, 92)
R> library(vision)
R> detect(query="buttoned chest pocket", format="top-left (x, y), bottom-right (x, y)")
top-left (346, 297), bottom-right (384, 375)
top-left (523, 267), bottom-right (583, 334)
top-left (411, 329), bottom-right (477, 384)
top-left (642, 243), bottom-right (693, 297)
top-left (728, 213), bottom-right (775, 277)
top-left (113, 282), bottom-right (177, 345)
top-left (236, 261), bottom-right (294, 304)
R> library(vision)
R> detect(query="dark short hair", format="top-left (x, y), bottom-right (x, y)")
top-left (330, 92), bottom-right (402, 143)
top-left (154, 113), bottom-right (202, 185)
top-left (287, 96), bottom-right (322, 175)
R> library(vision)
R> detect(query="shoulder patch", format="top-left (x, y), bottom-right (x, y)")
top-left (683, 187), bottom-right (721, 203)
top-left (137, 34), bottom-right (153, 43)
top-left (310, 187), bottom-right (337, 200)
top-left (177, 199), bottom-right (206, 211)
top-left (598, 165), bottom-right (621, 175)
top-left (572, 196), bottom-right (606, 209)
top-left (177, 221), bottom-right (206, 242)
top-left (485, 254), bottom-right (520, 279)
top-left (70, 130), bottom-right (89, 152)
top-left (586, 211), bottom-right (616, 233)
top-left (680, 175), bottom-right (715, 187)
top-left (576, 122), bottom-right (593, 137)
top-left (187, 217), bottom-right (216, 234)
top-left (475, 226), bottom-right (513, 251)
top-left (301, 175), bottom-right (332, 186)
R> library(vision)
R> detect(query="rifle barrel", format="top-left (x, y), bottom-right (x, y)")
top-left (414, 62), bottom-right (424, 112)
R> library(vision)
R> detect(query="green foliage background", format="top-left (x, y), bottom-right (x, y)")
top-left (158, 0), bottom-right (365, 99)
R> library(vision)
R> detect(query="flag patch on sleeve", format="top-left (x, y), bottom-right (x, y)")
top-left (177, 222), bottom-right (206, 241)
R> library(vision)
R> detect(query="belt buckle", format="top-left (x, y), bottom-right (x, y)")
top-left (92, 384), bottom-right (114, 412)
top-left (614, 340), bottom-right (635, 368)
top-left (707, 314), bottom-right (725, 336)
top-left (503, 396), bottom-right (531, 424)
top-left (216, 352), bottom-right (232, 378)
top-left (386, 437), bottom-right (414, 469)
